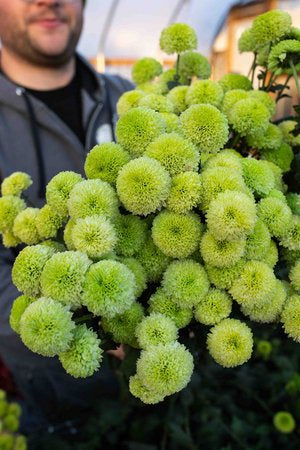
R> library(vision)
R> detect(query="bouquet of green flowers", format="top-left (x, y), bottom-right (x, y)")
top-left (1, 10), bottom-right (300, 405)
top-left (0, 390), bottom-right (26, 450)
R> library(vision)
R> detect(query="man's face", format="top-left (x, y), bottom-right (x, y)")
top-left (0, 0), bottom-right (84, 67)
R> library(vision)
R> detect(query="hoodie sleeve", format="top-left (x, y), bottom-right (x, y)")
top-left (0, 243), bottom-right (19, 335)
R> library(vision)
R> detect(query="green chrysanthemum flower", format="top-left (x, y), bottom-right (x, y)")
top-left (84, 143), bottom-right (130, 185)
top-left (116, 157), bottom-right (171, 216)
top-left (114, 214), bottom-right (147, 257)
top-left (228, 98), bottom-right (270, 137)
top-left (159, 23), bottom-right (197, 54)
top-left (15, 436), bottom-right (27, 450)
top-left (135, 312), bottom-right (178, 349)
top-left (180, 104), bottom-right (229, 153)
top-left (20, 297), bottom-right (74, 356)
top-left (203, 149), bottom-right (243, 173)
top-left (166, 86), bottom-right (188, 115)
top-left (148, 288), bottom-right (192, 328)
top-left (59, 324), bottom-right (103, 378)
top-left (206, 191), bottom-right (256, 241)
top-left (286, 193), bottom-right (300, 215)
top-left (145, 132), bottom-right (199, 176)
top-left (41, 251), bottom-right (91, 307)
top-left (3, 414), bottom-right (19, 432)
top-left (129, 374), bottom-right (165, 404)
top-left (252, 10), bottom-right (292, 46)
top-left (116, 107), bottom-right (165, 158)
top-left (162, 259), bottom-right (209, 308)
top-left (139, 94), bottom-right (174, 113)
top-left (281, 294), bottom-right (300, 342)
top-left (273, 411), bottom-right (296, 434)
top-left (12, 207), bottom-right (40, 245)
top-left (178, 51), bottom-right (211, 80)
top-left (256, 339), bottom-right (272, 360)
top-left (261, 142), bottom-right (293, 173)
top-left (221, 89), bottom-right (249, 117)
top-left (207, 318), bottom-right (253, 368)
top-left (241, 279), bottom-right (286, 323)
top-left (289, 260), bottom-right (300, 292)
top-left (245, 219), bottom-right (271, 260)
top-left (264, 161), bottom-right (286, 193)
top-left (264, 188), bottom-right (286, 203)
top-left (200, 231), bottom-right (245, 268)
top-left (242, 158), bottom-right (275, 197)
top-left (136, 236), bottom-right (170, 283)
top-left (279, 120), bottom-right (300, 147)
top-left (82, 260), bottom-right (136, 318)
top-left (0, 195), bottom-right (26, 233)
top-left (2, 230), bottom-right (21, 248)
top-left (238, 28), bottom-right (258, 53)
top-left (35, 204), bottom-right (63, 240)
top-left (120, 257), bottom-right (147, 297)
top-left (159, 112), bottom-right (182, 133)
top-left (132, 57), bottom-right (163, 85)
top-left (194, 288), bottom-right (232, 326)
top-left (205, 259), bottom-right (245, 290)
top-left (68, 179), bottom-right (118, 220)
top-left (12, 245), bottom-right (55, 295)
top-left (230, 260), bottom-right (276, 307)
top-left (0, 434), bottom-right (14, 450)
top-left (1, 172), bottom-right (32, 197)
top-left (116, 90), bottom-right (145, 116)
top-left (280, 216), bottom-right (300, 251)
top-left (152, 210), bottom-right (202, 259)
top-left (268, 39), bottom-right (300, 75)
top-left (218, 73), bottom-right (252, 93)
top-left (63, 218), bottom-right (76, 250)
top-left (9, 295), bottom-right (36, 334)
top-left (166, 171), bottom-right (201, 214)
top-left (257, 197), bottom-right (292, 238)
top-left (136, 342), bottom-right (193, 396)
top-left (261, 240), bottom-right (279, 268)
top-left (186, 80), bottom-right (224, 108)
top-left (101, 301), bottom-right (144, 346)
top-left (46, 171), bottom-right (83, 218)
top-left (247, 123), bottom-right (282, 151)
top-left (137, 81), bottom-right (165, 95)
top-left (248, 90), bottom-right (276, 116)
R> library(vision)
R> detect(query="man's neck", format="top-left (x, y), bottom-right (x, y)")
top-left (0, 48), bottom-right (76, 90)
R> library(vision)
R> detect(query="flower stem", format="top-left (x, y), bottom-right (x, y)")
top-left (289, 59), bottom-right (300, 98)
top-left (175, 53), bottom-right (181, 82)
top-left (74, 313), bottom-right (94, 324)
top-left (276, 74), bottom-right (292, 102)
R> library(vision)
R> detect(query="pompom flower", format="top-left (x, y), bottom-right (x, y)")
top-left (59, 324), bottom-right (103, 378)
top-left (63, 218), bottom-right (76, 250)
top-left (273, 411), bottom-right (296, 434)
top-left (206, 191), bottom-right (256, 241)
top-left (247, 123), bottom-right (282, 151)
top-left (116, 107), bottom-right (165, 158)
top-left (289, 260), bottom-right (300, 292)
top-left (238, 28), bottom-right (257, 53)
top-left (12, 207), bottom-right (40, 245)
top-left (252, 10), bottom-right (292, 46)
top-left (248, 90), bottom-right (276, 116)
top-left (178, 51), bottom-right (211, 80)
top-left (286, 193), bottom-right (300, 215)
top-left (136, 236), bottom-right (170, 283)
top-left (116, 90), bottom-right (145, 116)
top-left (159, 112), bottom-right (181, 133)
top-left (228, 98), bottom-right (270, 137)
top-left (84, 143), bottom-right (130, 185)
top-left (68, 179), bottom-right (119, 220)
top-left (221, 89), bottom-right (249, 116)
top-left (230, 260), bottom-right (276, 307)
top-left (145, 132), bottom-right (199, 176)
top-left (207, 318), bottom-right (253, 368)
top-left (1, 172), bottom-right (32, 196)
top-left (46, 171), bottom-right (83, 218)
top-left (245, 220), bottom-right (271, 260)
top-left (40, 251), bottom-right (91, 307)
top-left (200, 231), bottom-right (246, 268)
top-left (148, 288), bottom-right (192, 328)
top-left (268, 39), bottom-right (300, 75)
top-left (186, 80), bottom-right (224, 108)
top-left (194, 288), bottom-right (232, 326)
top-left (135, 313), bottom-right (178, 349)
top-left (20, 297), bottom-right (75, 356)
top-left (261, 240), bottom-right (278, 269)
top-left (116, 157), bottom-right (171, 216)
top-left (162, 259), bottom-right (209, 308)
top-left (129, 374), bottom-right (165, 404)
top-left (257, 197), bottom-right (292, 238)
top-left (218, 73), bottom-right (252, 93)
top-left (261, 142), bottom-right (293, 173)
top-left (281, 294), bottom-right (300, 342)
top-left (9, 295), bottom-right (36, 334)
top-left (36, 204), bottom-right (63, 239)
top-left (279, 120), bottom-right (300, 147)
top-left (166, 86), bottom-right (188, 114)
top-left (2, 230), bottom-right (21, 248)
top-left (159, 23), bottom-right (197, 54)
top-left (152, 210), bottom-right (202, 258)
top-left (180, 104), bottom-right (229, 153)
top-left (205, 259), bottom-right (245, 290)
top-left (280, 216), bottom-right (300, 251)
top-left (12, 245), bottom-right (55, 295)
top-left (114, 214), bottom-right (147, 257)
top-left (166, 171), bottom-right (201, 214)
top-left (139, 94), bottom-right (174, 113)
top-left (136, 342), bottom-right (194, 396)
top-left (101, 301), bottom-right (144, 346)
top-left (120, 257), bottom-right (147, 297)
top-left (0, 195), bottom-right (25, 233)
top-left (132, 57), bottom-right (163, 85)
top-left (82, 260), bottom-right (136, 318)
top-left (256, 340), bottom-right (272, 360)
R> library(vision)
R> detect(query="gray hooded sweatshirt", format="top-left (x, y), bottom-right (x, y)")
top-left (0, 55), bottom-right (133, 431)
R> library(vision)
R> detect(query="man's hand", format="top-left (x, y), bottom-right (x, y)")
top-left (107, 344), bottom-right (125, 361)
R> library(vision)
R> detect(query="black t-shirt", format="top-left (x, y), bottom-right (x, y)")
top-left (26, 69), bottom-right (85, 144)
